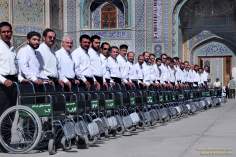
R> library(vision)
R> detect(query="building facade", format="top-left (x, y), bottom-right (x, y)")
top-left (0, 0), bottom-right (236, 85)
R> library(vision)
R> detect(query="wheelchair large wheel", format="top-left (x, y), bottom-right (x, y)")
top-left (0, 105), bottom-right (42, 153)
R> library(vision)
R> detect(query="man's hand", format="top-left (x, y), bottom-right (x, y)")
top-left (4, 79), bottom-right (13, 87)
top-left (34, 79), bottom-right (43, 85)
top-left (65, 81), bottom-right (72, 90)
top-left (75, 80), bottom-right (80, 85)
top-left (95, 81), bottom-right (101, 91)
top-left (21, 79), bottom-right (29, 83)
top-left (103, 82), bottom-right (108, 90)
top-left (84, 81), bottom-right (91, 90)
top-left (58, 80), bottom-right (65, 88)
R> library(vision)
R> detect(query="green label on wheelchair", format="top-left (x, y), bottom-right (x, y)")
top-left (130, 97), bottom-right (135, 106)
top-left (31, 103), bottom-right (52, 117)
top-left (147, 96), bottom-right (153, 104)
top-left (190, 93), bottom-right (194, 99)
top-left (159, 95), bottom-right (163, 103)
top-left (66, 102), bottom-right (77, 113)
top-left (165, 95), bottom-right (169, 101)
top-left (178, 94), bottom-right (184, 100)
top-left (91, 100), bottom-right (99, 109)
top-left (105, 99), bottom-right (115, 109)
top-left (172, 95), bottom-right (176, 101)
top-left (202, 92), bottom-right (210, 97)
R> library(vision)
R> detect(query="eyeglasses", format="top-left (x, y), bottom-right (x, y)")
top-left (103, 48), bottom-right (109, 50)
top-left (48, 36), bottom-right (56, 40)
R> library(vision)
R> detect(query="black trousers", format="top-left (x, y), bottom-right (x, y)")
top-left (0, 75), bottom-right (18, 115)
top-left (79, 77), bottom-right (95, 91)
top-left (48, 76), bottom-right (63, 92)
top-left (111, 77), bottom-right (122, 84)
top-left (94, 76), bottom-right (103, 86)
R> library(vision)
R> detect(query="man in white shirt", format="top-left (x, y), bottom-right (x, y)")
top-left (88, 35), bottom-right (105, 90)
top-left (107, 46), bottom-right (122, 84)
top-left (160, 54), bottom-right (172, 88)
top-left (71, 34), bottom-right (95, 90)
top-left (149, 53), bottom-right (161, 87)
top-left (55, 36), bottom-right (79, 91)
top-left (126, 51), bottom-right (137, 88)
top-left (169, 59), bottom-right (176, 87)
top-left (37, 28), bottom-right (59, 83)
top-left (117, 44), bottom-right (131, 86)
top-left (17, 31), bottom-right (46, 84)
top-left (142, 52), bottom-right (152, 86)
top-left (198, 67), bottom-right (205, 87)
top-left (100, 42), bottom-right (111, 84)
top-left (203, 66), bottom-right (210, 86)
top-left (134, 55), bottom-right (146, 88)
top-left (213, 78), bottom-right (221, 88)
top-left (156, 58), bottom-right (162, 83)
top-left (0, 22), bottom-right (18, 114)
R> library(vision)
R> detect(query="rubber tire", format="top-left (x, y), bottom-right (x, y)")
top-left (0, 105), bottom-right (42, 153)
top-left (48, 139), bottom-right (56, 155)
top-left (61, 136), bottom-right (71, 151)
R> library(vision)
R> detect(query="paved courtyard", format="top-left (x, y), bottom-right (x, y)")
top-left (1, 99), bottom-right (236, 157)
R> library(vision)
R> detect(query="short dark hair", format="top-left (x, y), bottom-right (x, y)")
top-left (91, 35), bottom-right (101, 42)
top-left (160, 53), bottom-right (167, 58)
top-left (119, 44), bottom-right (128, 50)
top-left (156, 58), bottom-right (161, 62)
top-left (111, 46), bottom-right (119, 50)
top-left (150, 53), bottom-right (156, 58)
top-left (142, 51), bottom-right (149, 56)
top-left (27, 31), bottom-right (41, 39)
top-left (42, 28), bottom-right (55, 37)
top-left (173, 57), bottom-right (179, 61)
top-left (101, 42), bottom-right (110, 49)
top-left (138, 54), bottom-right (144, 60)
top-left (0, 21), bottom-right (12, 30)
top-left (127, 51), bottom-right (134, 56)
top-left (80, 34), bottom-right (91, 43)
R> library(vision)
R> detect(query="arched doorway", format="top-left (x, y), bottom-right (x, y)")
top-left (172, 0), bottom-right (236, 58)
top-left (191, 38), bottom-right (236, 85)
top-left (172, 0), bottom-right (236, 85)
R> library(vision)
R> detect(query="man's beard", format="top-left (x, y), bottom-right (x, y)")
top-left (92, 45), bottom-right (99, 51)
top-left (29, 43), bottom-right (39, 49)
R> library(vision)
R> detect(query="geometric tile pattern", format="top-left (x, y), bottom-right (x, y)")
top-left (135, 0), bottom-right (145, 53)
top-left (0, 0), bottom-right (9, 21)
top-left (145, 0), bottom-right (153, 52)
top-left (153, 0), bottom-right (162, 42)
top-left (67, 0), bottom-right (77, 44)
top-left (13, 0), bottom-right (45, 26)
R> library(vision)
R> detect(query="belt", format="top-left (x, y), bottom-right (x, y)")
top-left (3, 75), bottom-right (17, 82)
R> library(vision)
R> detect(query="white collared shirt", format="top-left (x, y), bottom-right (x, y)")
top-left (142, 62), bottom-right (152, 85)
top-left (88, 48), bottom-right (103, 78)
top-left (202, 71), bottom-right (209, 82)
top-left (175, 66), bottom-right (184, 84)
top-left (134, 63), bottom-right (144, 80)
top-left (17, 45), bottom-right (48, 81)
top-left (183, 69), bottom-right (191, 83)
top-left (126, 61), bottom-right (136, 81)
top-left (169, 67), bottom-right (176, 83)
top-left (107, 56), bottom-right (121, 79)
top-left (149, 64), bottom-right (158, 83)
top-left (159, 63), bottom-right (169, 83)
top-left (71, 46), bottom-right (93, 82)
top-left (37, 42), bottom-right (58, 78)
top-left (55, 48), bottom-right (75, 83)
top-left (0, 39), bottom-right (18, 84)
top-left (100, 54), bottom-right (110, 80)
top-left (117, 54), bottom-right (128, 81)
